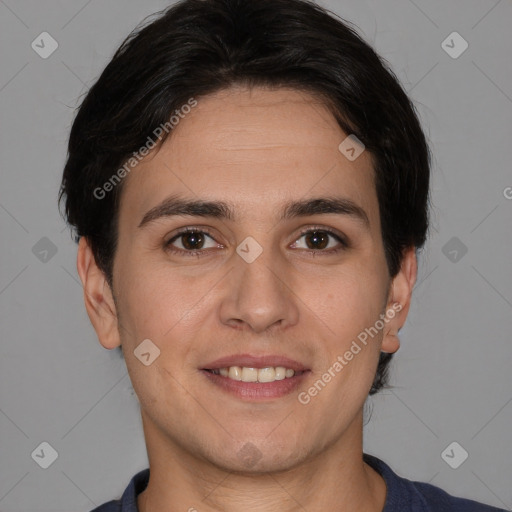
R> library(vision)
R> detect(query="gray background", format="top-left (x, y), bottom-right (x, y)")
top-left (0, 0), bottom-right (511, 510)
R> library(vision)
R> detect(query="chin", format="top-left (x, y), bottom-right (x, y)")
top-left (201, 438), bottom-right (309, 475)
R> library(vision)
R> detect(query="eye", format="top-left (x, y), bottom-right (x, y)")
top-left (165, 228), bottom-right (220, 254)
top-left (291, 228), bottom-right (347, 252)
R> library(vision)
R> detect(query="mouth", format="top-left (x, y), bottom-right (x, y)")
top-left (200, 354), bottom-right (311, 400)
top-left (203, 366), bottom-right (306, 383)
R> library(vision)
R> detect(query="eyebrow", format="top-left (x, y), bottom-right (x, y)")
top-left (138, 195), bottom-right (370, 230)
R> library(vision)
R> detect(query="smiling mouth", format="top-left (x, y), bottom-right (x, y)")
top-left (204, 366), bottom-right (307, 383)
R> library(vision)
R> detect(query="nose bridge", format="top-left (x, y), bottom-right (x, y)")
top-left (220, 241), bottom-right (299, 332)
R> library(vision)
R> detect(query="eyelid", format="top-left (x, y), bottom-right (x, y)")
top-left (292, 225), bottom-right (349, 248)
top-left (164, 224), bottom-right (349, 256)
top-left (167, 226), bottom-right (216, 239)
top-left (167, 227), bottom-right (219, 242)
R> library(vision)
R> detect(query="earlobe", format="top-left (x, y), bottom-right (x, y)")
top-left (381, 247), bottom-right (418, 354)
top-left (76, 237), bottom-right (121, 349)
top-left (381, 332), bottom-right (400, 354)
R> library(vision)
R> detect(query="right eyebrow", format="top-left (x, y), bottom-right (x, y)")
top-left (137, 194), bottom-right (370, 232)
top-left (138, 196), bottom-right (235, 228)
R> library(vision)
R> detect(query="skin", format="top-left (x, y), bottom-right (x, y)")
top-left (77, 86), bottom-right (417, 512)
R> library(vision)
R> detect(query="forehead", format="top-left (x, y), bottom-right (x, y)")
top-left (119, 86), bottom-right (378, 227)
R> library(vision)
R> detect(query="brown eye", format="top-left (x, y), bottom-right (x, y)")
top-left (181, 231), bottom-right (205, 250)
top-left (166, 230), bottom-right (218, 252)
top-left (291, 229), bottom-right (347, 252)
top-left (304, 231), bottom-right (330, 250)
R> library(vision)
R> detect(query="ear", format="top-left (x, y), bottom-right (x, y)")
top-left (381, 247), bottom-right (418, 354)
top-left (76, 237), bottom-right (121, 349)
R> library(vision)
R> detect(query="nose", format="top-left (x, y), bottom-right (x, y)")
top-left (218, 244), bottom-right (300, 334)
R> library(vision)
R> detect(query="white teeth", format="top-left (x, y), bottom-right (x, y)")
top-left (241, 367), bottom-right (258, 382)
top-left (258, 367), bottom-right (276, 383)
top-left (228, 366), bottom-right (242, 381)
top-left (213, 366), bottom-right (298, 383)
top-left (274, 367), bottom-right (286, 380)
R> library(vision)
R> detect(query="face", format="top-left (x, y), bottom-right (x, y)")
top-left (81, 86), bottom-right (414, 473)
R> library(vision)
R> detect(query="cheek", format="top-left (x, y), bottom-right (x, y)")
top-left (114, 254), bottom-right (221, 363)
top-left (305, 261), bottom-right (387, 342)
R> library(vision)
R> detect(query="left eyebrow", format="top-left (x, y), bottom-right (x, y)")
top-left (281, 197), bottom-right (370, 230)
top-left (138, 195), bottom-right (370, 230)
top-left (138, 195), bottom-right (235, 228)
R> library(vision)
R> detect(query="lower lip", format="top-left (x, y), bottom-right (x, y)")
top-left (201, 370), bottom-right (310, 400)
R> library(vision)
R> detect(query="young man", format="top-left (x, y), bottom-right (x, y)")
top-left (59, 0), bottom-right (507, 510)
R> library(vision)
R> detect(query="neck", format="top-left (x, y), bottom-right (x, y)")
top-left (137, 411), bottom-right (386, 512)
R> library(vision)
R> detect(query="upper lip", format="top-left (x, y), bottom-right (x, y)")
top-left (202, 354), bottom-right (309, 371)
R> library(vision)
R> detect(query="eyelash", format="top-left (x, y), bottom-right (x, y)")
top-left (164, 227), bottom-right (220, 258)
top-left (164, 226), bottom-right (348, 257)
top-left (294, 226), bottom-right (348, 255)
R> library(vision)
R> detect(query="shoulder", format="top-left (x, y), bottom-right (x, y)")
top-left (90, 502), bottom-right (121, 512)
top-left (410, 479), bottom-right (507, 511)
top-left (363, 453), bottom-right (508, 512)
top-left (89, 468), bottom-right (150, 512)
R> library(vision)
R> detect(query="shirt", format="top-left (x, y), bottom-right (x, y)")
top-left (90, 453), bottom-right (508, 511)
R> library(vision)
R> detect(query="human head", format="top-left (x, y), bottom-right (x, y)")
top-left (59, 0), bottom-right (430, 395)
